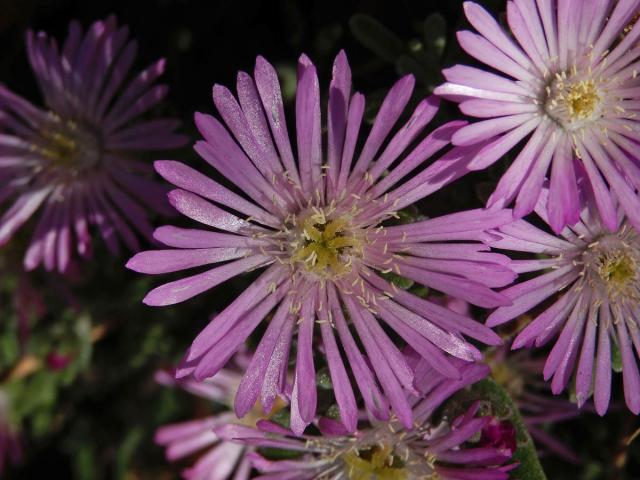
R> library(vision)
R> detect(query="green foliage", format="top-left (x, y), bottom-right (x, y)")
top-left (349, 14), bottom-right (405, 63)
top-left (349, 12), bottom-right (447, 92)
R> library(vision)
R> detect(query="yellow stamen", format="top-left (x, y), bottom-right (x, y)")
top-left (342, 445), bottom-right (409, 480)
top-left (291, 211), bottom-right (362, 278)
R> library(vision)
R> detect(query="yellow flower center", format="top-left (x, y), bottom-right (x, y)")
top-left (342, 445), bottom-right (409, 480)
top-left (564, 80), bottom-right (600, 121)
top-left (291, 210), bottom-right (361, 278)
top-left (544, 72), bottom-right (602, 130)
top-left (31, 115), bottom-right (102, 173)
top-left (597, 249), bottom-right (636, 294)
top-left (39, 128), bottom-right (78, 165)
top-left (582, 231), bottom-right (640, 303)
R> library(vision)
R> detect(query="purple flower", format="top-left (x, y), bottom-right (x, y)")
top-left (155, 353), bottom-right (284, 480)
top-left (479, 419), bottom-right (517, 455)
top-left (439, 293), bottom-right (583, 462)
top-left (128, 50), bottom-right (516, 434)
top-left (487, 186), bottom-right (640, 416)
top-left (436, 1), bottom-right (640, 233)
top-left (0, 16), bottom-right (188, 272)
top-left (216, 360), bottom-right (515, 480)
top-left (45, 351), bottom-right (72, 371)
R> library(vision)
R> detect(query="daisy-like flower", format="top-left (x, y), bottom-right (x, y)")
top-left (435, 1), bottom-right (640, 233)
top-left (128, 50), bottom-right (516, 434)
top-left (216, 360), bottom-right (516, 480)
top-left (487, 185), bottom-right (640, 416)
top-left (155, 352), bottom-right (285, 480)
top-left (0, 16), bottom-right (188, 272)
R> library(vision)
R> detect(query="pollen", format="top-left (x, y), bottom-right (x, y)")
top-left (565, 80), bottom-right (600, 121)
top-left (596, 249), bottom-right (636, 295)
top-left (342, 445), bottom-right (409, 480)
top-left (582, 233), bottom-right (640, 303)
top-left (32, 115), bottom-right (102, 174)
top-left (544, 72), bottom-right (603, 130)
top-left (290, 210), bottom-right (362, 278)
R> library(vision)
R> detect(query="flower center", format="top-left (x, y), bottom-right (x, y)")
top-left (596, 249), bottom-right (636, 290)
top-left (342, 445), bottom-right (409, 480)
top-left (544, 72), bottom-right (602, 130)
top-left (32, 115), bottom-right (102, 174)
top-left (290, 209), bottom-right (362, 279)
top-left (582, 231), bottom-right (640, 302)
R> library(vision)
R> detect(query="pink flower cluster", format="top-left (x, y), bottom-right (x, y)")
top-left (3, 1), bottom-right (640, 477)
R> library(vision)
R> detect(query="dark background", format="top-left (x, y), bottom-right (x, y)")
top-left (0, 0), bottom-right (638, 478)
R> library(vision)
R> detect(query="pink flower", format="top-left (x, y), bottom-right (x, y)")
top-left (0, 16), bottom-right (188, 272)
top-left (436, 1), bottom-right (640, 233)
top-left (487, 185), bottom-right (640, 415)
top-left (216, 360), bottom-right (516, 480)
top-left (128, 50), bottom-right (516, 434)
top-left (45, 351), bottom-right (72, 371)
top-left (155, 353), bottom-right (275, 480)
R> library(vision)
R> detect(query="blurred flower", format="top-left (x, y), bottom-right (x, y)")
top-left (128, 50), bottom-right (516, 433)
top-left (436, 1), bottom-right (640, 233)
top-left (487, 186), bottom-right (640, 416)
top-left (217, 360), bottom-right (515, 480)
top-left (0, 16), bottom-right (188, 272)
top-left (0, 391), bottom-right (22, 474)
top-left (155, 352), bottom-right (285, 480)
top-left (45, 351), bottom-right (72, 371)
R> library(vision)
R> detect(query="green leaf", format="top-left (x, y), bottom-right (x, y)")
top-left (325, 403), bottom-right (342, 420)
top-left (316, 367), bottom-right (333, 390)
top-left (349, 14), bottom-right (405, 62)
top-left (73, 444), bottom-right (97, 480)
top-left (395, 54), bottom-right (432, 88)
top-left (270, 408), bottom-right (291, 429)
top-left (466, 378), bottom-right (547, 480)
top-left (258, 446), bottom-right (303, 460)
top-left (0, 326), bottom-right (19, 367)
top-left (115, 425), bottom-right (144, 480)
top-left (612, 341), bottom-right (623, 373)
top-left (380, 271), bottom-right (414, 290)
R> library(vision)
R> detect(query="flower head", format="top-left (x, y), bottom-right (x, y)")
top-left (217, 361), bottom-right (515, 480)
top-left (487, 186), bottom-right (640, 415)
top-left (155, 352), bottom-right (284, 480)
top-left (129, 50), bottom-right (516, 433)
top-left (436, 1), bottom-right (640, 233)
top-left (0, 16), bottom-right (188, 272)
